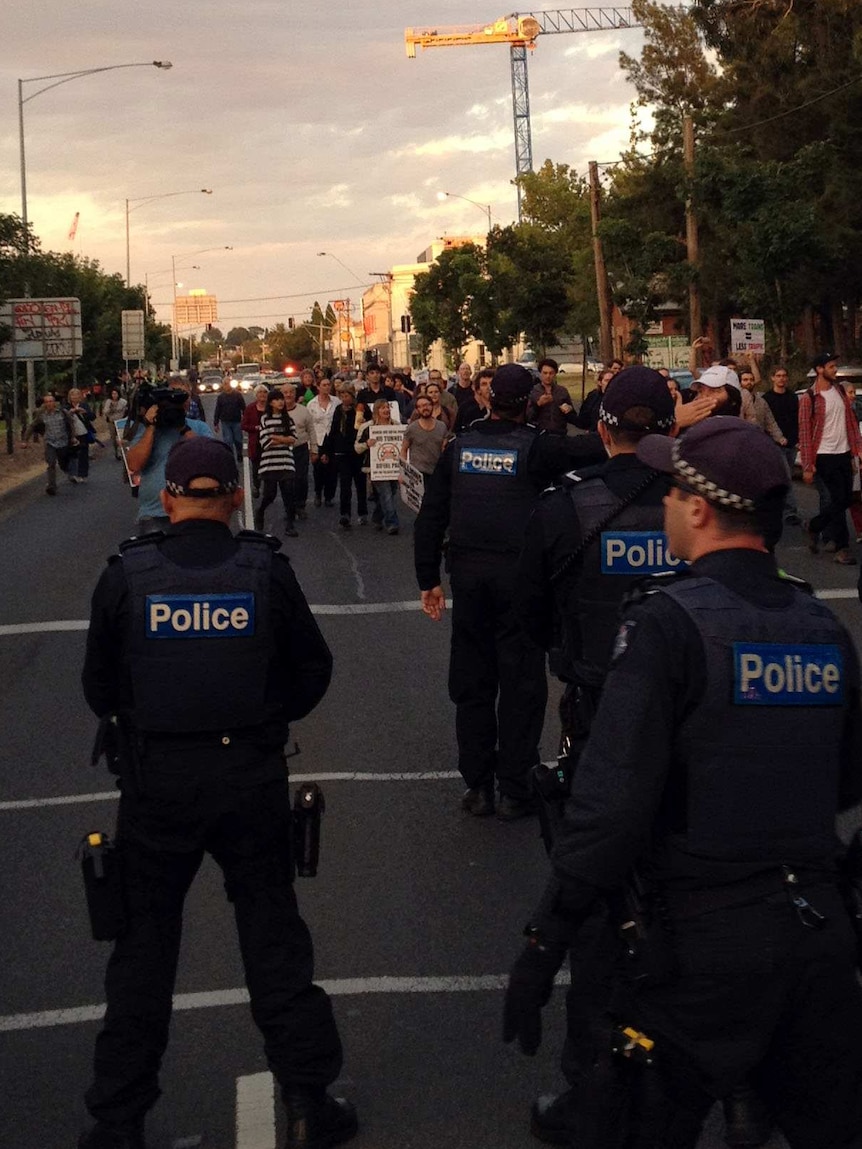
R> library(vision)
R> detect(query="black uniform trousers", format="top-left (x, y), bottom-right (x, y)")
top-left (570, 883), bottom-right (862, 1149)
top-left (85, 744), bottom-right (342, 1129)
top-left (448, 556), bottom-right (547, 801)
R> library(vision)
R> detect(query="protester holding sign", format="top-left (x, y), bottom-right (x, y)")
top-left (357, 399), bottom-right (403, 534)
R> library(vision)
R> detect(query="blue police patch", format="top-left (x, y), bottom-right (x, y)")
top-left (458, 447), bottom-right (519, 476)
top-left (733, 642), bottom-right (844, 706)
top-left (600, 531), bottom-right (685, 575)
top-left (145, 593), bottom-right (255, 639)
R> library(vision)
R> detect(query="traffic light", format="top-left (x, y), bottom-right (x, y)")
top-left (288, 317), bottom-right (295, 330)
top-left (400, 314), bottom-right (412, 334)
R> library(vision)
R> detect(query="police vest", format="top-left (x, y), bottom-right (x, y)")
top-left (563, 471), bottom-right (674, 682)
top-left (449, 424), bottom-right (539, 555)
top-left (658, 574), bottom-right (849, 869)
top-left (121, 534), bottom-right (275, 734)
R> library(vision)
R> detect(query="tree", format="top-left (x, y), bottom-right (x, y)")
top-left (487, 225), bottom-right (576, 353)
top-left (410, 244), bottom-right (484, 357)
top-left (266, 322), bottom-right (317, 369)
top-left (225, 327), bottom-right (252, 348)
top-left (516, 160), bottom-right (600, 339)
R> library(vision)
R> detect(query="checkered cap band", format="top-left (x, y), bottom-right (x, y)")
top-left (671, 438), bottom-right (755, 511)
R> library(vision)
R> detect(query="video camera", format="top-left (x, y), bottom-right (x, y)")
top-left (130, 382), bottom-right (189, 430)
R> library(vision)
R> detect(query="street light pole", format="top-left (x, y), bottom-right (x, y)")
top-left (126, 188), bottom-right (212, 285)
top-left (18, 61), bottom-right (172, 246)
top-left (316, 251), bottom-right (366, 286)
top-left (17, 59), bottom-right (171, 414)
top-left (438, 190), bottom-right (492, 232)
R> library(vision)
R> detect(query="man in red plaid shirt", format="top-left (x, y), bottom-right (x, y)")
top-left (798, 352), bottom-right (862, 564)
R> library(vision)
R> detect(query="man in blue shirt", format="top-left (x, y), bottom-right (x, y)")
top-left (127, 379), bottom-right (214, 533)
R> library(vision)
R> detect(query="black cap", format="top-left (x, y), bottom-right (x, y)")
top-left (164, 437), bottom-right (240, 497)
top-left (489, 363), bottom-right (533, 408)
top-left (599, 366), bottom-right (676, 433)
top-left (636, 417), bottom-right (789, 511)
top-left (812, 351), bottom-right (839, 369)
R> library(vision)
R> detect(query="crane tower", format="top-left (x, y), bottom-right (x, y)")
top-left (405, 8), bottom-right (641, 218)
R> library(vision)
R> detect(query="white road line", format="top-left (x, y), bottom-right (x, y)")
top-left (0, 771), bottom-right (462, 813)
top-left (0, 600), bottom-right (446, 637)
top-left (2, 584), bottom-right (855, 637)
top-left (236, 1072), bottom-right (275, 1149)
top-left (0, 973), bottom-right (564, 1034)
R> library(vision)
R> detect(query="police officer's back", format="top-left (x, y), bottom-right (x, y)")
top-left (504, 420), bottom-right (862, 1147)
top-left (79, 438), bottom-right (356, 1149)
top-left (518, 367), bottom-right (677, 714)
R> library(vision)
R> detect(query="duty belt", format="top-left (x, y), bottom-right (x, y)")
top-left (663, 866), bottom-right (834, 921)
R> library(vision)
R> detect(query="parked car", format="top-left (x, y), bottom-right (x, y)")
top-left (669, 368), bottom-right (694, 390)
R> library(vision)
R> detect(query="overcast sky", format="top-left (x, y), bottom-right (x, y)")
top-left (2, 2), bottom-right (656, 331)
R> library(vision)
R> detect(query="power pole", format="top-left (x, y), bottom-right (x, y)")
top-left (684, 116), bottom-right (701, 345)
top-left (589, 161), bottom-right (613, 364)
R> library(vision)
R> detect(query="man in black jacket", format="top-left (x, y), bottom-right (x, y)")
top-left (79, 438), bottom-right (356, 1149)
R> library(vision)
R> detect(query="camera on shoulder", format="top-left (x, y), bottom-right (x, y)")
top-left (150, 387), bottom-right (189, 429)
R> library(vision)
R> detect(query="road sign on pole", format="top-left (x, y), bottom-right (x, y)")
top-left (121, 310), bottom-right (146, 361)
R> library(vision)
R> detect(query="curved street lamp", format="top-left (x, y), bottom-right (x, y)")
top-left (437, 190), bottom-right (492, 232)
top-left (316, 251), bottom-right (365, 285)
top-left (18, 61), bottom-right (172, 246)
top-left (126, 188), bottom-right (212, 285)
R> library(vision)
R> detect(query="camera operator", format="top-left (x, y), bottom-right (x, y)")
top-left (126, 377), bottom-right (214, 533)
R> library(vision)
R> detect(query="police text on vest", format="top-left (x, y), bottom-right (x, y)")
top-left (458, 447), bottom-right (519, 475)
top-left (146, 593), bottom-right (256, 639)
top-left (733, 642), bottom-right (843, 705)
top-left (600, 531), bottom-right (684, 575)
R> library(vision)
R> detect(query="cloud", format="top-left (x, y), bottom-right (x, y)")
top-left (315, 184), bottom-right (353, 209)
top-left (395, 128), bottom-right (512, 158)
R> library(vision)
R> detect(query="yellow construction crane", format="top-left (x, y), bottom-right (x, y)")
top-left (405, 8), bottom-right (642, 217)
top-left (405, 16), bottom-right (542, 56)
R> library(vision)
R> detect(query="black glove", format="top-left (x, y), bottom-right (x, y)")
top-left (503, 928), bottom-right (568, 1055)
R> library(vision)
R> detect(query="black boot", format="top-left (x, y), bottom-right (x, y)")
top-left (530, 1091), bottom-right (577, 1145)
top-left (461, 786), bottom-right (495, 816)
top-left (722, 1083), bottom-right (772, 1147)
top-left (283, 1090), bottom-right (358, 1149)
top-left (78, 1122), bottom-right (146, 1149)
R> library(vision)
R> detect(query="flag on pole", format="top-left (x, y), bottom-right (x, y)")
top-left (68, 212), bottom-right (80, 241)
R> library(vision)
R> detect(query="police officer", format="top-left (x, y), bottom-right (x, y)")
top-left (518, 367), bottom-right (678, 773)
top-left (504, 419), bottom-right (862, 1148)
top-left (414, 365), bottom-right (544, 819)
top-left (415, 365), bottom-right (605, 820)
top-left (79, 438), bottom-right (356, 1149)
top-left (515, 366), bottom-right (681, 1143)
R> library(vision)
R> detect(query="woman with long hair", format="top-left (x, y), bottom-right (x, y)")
top-left (356, 398), bottom-right (401, 534)
top-left (255, 389), bottom-right (298, 537)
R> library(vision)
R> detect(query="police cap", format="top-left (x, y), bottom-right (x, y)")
top-left (599, 366), bottom-right (676, 433)
top-left (490, 363), bottom-right (533, 409)
top-left (164, 437), bottom-right (240, 498)
top-left (636, 417), bottom-right (789, 512)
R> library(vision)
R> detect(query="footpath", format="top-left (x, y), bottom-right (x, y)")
top-left (0, 415), bottom-right (112, 498)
